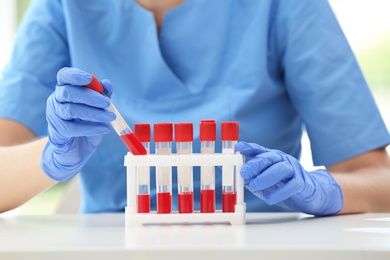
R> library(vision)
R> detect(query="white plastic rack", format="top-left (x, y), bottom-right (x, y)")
top-left (124, 153), bottom-right (246, 226)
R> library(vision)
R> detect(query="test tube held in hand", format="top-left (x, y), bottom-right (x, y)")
top-left (174, 123), bottom-right (194, 213)
top-left (86, 75), bottom-right (146, 155)
top-left (134, 124), bottom-right (151, 213)
top-left (221, 122), bottom-right (239, 213)
top-left (200, 120), bottom-right (216, 213)
top-left (154, 123), bottom-right (173, 214)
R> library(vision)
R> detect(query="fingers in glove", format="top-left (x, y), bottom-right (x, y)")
top-left (240, 151), bottom-right (284, 179)
top-left (57, 67), bottom-right (92, 86)
top-left (54, 85), bottom-right (110, 108)
top-left (265, 177), bottom-right (306, 205)
top-left (246, 184), bottom-right (279, 202)
top-left (51, 102), bottom-right (116, 123)
top-left (100, 79), bottom-right (113, 98)
top-left (235, 141), bottom-right (270, 157)
top-left (247, 161), bottom-right (294, 191)
top-left (50, 120), bottom-right (111, 137)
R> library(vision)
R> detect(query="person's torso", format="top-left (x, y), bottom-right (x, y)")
top-left (61, 0), bottom-right (300, 213)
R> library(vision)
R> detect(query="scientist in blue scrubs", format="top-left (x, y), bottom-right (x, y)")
top-left (0, 0), bottom-right (389, 215)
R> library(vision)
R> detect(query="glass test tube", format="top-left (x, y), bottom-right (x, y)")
top-left (154, 123), bottom-right (173, 214)
top-left (174, 123), bottom-right (194, 214)
top-left (134, 124), bottom-right (151, 213)
top-left (200, 120), bottom-right (216, 213)
top-left (221, 122), bottom-right (239, 213)
top-left (86, 75), bottom-right (146, 155)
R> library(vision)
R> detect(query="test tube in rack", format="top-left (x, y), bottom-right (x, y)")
top-left (174, 123), bottom-right (194, 213)
top-left (154, 123), bottom-right (173, 214)
top-left (134, 124), bottom-right (151, 213)
top-left (199, 120), bottom-right (216, 213)
top-left (221, 122), bottom-right (239, 212)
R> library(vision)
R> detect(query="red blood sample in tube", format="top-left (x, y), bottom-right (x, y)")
top-left (134, 124), bottom-right (151, 214)
top-left (200, 189), bottom-right (215, 213)
top-left (137, 194), bottom-right (150, 213)
top-left (155, 123), bottom-right (173, 214)
top-left (157, 192), bottom-right (172, 214)
top-left (120, 133), bottom-right (147, 155)
top-left (221, 122), bottom-right (239, 213)
top-left (200, 120), bottom-right (216, 213)
top-left (86, 76), bottom-right (147, 156)
top-left (222, 192), bottom-right (237, 213)
top-left (175, 123), bottom-right (194, 214)
top-left (178, 192), bottom-right (194, 214)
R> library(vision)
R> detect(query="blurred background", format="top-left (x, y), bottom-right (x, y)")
top-left (0, 0), bottom-right (389, 215)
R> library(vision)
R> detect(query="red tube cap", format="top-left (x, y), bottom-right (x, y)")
top-left (200, 120), bottom-right (216, 141)
top-left (134, 124), bottom-right (151, 142)
top-left (154, 123), bottom-right (173, 142)
top-left (221, 122), bottom-right (239, 141)
top-left (174, 123), bottom-right (193, 142)
top-left (85, 74), bottom-right (104, 93)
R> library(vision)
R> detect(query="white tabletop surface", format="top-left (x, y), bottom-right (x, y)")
top-left (1, 212), bottom-right (390, 260)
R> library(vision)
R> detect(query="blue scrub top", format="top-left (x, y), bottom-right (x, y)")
top-left (0, 0), bottom-right (389, 213)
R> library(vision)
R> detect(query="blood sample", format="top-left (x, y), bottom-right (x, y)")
top-left (221, 122), bottom-right (239, 213)
top-left (137, 194), bottom-right (150, 213)
top-left (154, 123), bottom-right (173, 214)
top-left (222, 191), bottom-right (236, 213)
top-left (120, 133), bottom-right (147, 155)
top-left (86, 75), bottom-right (146, 155)
top-left (174, 123), bottom-right (194, 213)
top-left (134, 123), bottom-right (151, 213)
top-left (199, 120), bottom-right (216, 213)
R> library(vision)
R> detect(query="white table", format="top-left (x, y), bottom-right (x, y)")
top-left (1, 213), bottom-right (389, 260)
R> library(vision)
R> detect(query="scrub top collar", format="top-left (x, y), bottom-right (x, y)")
top-left (131, 0), bottom-right (193, 38)
top-left (130, 0), bottom-right (197, 88)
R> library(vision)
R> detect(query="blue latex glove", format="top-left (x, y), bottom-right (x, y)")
top-left (235, 142), bottom-right (344, 216)
top-left (41, 67), bottom-right (116, 182)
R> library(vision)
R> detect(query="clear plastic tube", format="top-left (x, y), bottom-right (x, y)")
top-left (156, 141), bottom-right (172, 214)
top-left (109, 103), bottom-right (146, 155)
top-left (177, 142), bottom-right (193, 213)
top-left (175, 122), bottom-right (194, 213)
top-left (201, 141), bottom-right (215, 190)
top-left (86, 75), bottom-right (146, 155)
top-left (201, 140), bottom-right (216, 213)
top-left (134, 124), bottom-right (150, 213)
top-left (221, 122), bottom-right (239, 213)
top-left (154, 123), bottom-right (173, 214)
top-left (200, 120), bottom-right (216, 213)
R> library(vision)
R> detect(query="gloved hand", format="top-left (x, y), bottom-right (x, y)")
top-left (235, 141), bottom-right (344, 216)
top-left (41, 67), bottom-right (116, 182)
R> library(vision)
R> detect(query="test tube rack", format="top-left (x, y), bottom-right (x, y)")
top-left (124, 152), bottom-right (246, 226)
